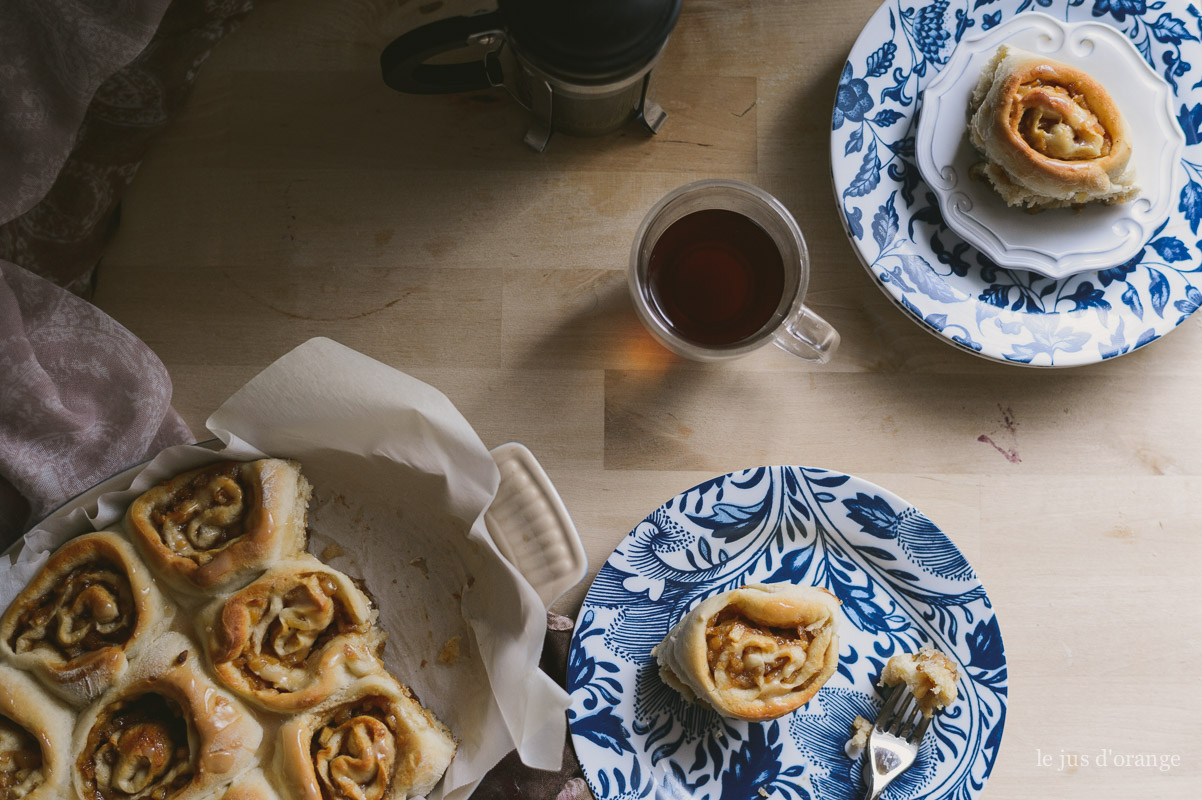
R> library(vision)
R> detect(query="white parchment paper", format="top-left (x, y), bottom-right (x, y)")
top-left (0, 337), bottom-right (569, 800)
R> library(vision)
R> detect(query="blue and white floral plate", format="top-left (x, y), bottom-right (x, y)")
top-left (832, 0), bottom-right (1202, 366)
top-left (568, 467), bottom-right (1007, 800)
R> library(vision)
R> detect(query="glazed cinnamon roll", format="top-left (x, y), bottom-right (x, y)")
top-left (0, 531), bottom-right (174, 706)
top-left (125, 459), bottom-right (312, 595)
top-left (652, 582), bottom-right (842, 721)
top-left (968, 45), bottom-right (1138, 208)
top-left (0, 664), bottom-right (74, 799)
top-left (200, 555), bottom-right (385, 712)
top-left (73, 632), bottom-right (262, 800)
top-left (275, 674), bottom-right (456, 800)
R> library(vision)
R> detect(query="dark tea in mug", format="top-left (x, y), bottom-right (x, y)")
top-left (645, 208), bottom-right (786, 347)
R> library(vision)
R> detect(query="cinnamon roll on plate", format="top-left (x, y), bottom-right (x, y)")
top-left (72, 632), bottom-right (262, 800)
top-left (199, 554), bottom-right (385, 712)
top-left (968, 45), bottom-right (1138, 208)
top-left (0, 531), bottom-right (174, 706)
top-left (652, 582), bottom-right (842, 721)
top-left (125, 459), bottom-right (312, 595)
top-left (0, 664), bottom-right (74, 799)
top-left (274, 673), bottom-right (455, 800)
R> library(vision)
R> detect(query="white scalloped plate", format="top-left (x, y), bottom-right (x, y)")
top-left (916, 12), bottom-right (1184, 278)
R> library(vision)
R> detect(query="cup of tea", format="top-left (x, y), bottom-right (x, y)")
top-left (628, 179), bottom-right (839, 363)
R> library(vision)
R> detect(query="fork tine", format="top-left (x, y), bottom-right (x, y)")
top-left (896, 699), bottom-right (924, 739)
top-left (909, 712), bottom-right (932, 744)
top-left (887, 692), bottom-right (919, 737)
top-left (873, 685), bottom-right (907, 731)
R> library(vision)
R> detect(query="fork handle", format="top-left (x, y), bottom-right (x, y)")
top-left (861, 769), bottom-right (884, 800)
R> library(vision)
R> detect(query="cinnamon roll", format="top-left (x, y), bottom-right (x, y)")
top-left (200, 555), bottom-right (385, 712)
top-left (652, 582), bottom-right (842, 721)
top-left (275, 673), bottom-right (456, 800)
top-left (221, 770), bottom-right (281, 800)
top-left (0, 664), bottom-right (73, 799)
top-left (73, 632), bottom-right (262, 800)
top-left (0, 531), bottom-right (174, 706)
top-left (968, 45), bottom-right (1138, 208)
top-left (125, 459), bottom-right (312, 595)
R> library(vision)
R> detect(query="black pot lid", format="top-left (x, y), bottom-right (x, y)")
top-left (499, 0), bottom-right (682, 80)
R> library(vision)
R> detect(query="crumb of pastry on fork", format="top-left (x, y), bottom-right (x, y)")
top-left (880, 646), bottom-right (959, 717)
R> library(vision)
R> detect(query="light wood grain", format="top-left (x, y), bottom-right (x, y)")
top-left (92, 0), bottom-right (1202, 796)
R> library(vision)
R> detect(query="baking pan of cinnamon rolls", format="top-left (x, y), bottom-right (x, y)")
top-left (0, 458), bottom-right (455, 800)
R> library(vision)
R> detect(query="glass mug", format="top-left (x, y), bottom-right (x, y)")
top-left (628, 179), bottom-right (840, 363)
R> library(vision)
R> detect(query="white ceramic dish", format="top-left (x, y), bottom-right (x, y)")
top-left (916, 13), bottom-right (1184, 278)
top-left (13, 438), bottom-right (585, 800)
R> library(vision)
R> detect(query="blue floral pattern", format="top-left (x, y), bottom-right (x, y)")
top-left (832, 0), bottom-right (1202, 366)
top-left (568, 467), bottom-right (1007, 800)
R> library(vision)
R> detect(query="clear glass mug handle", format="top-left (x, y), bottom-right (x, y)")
top-left (773, 304), bottom-right (840, 364)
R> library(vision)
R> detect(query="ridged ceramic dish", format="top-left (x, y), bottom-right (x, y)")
top-left (915, 13), bottom-right (1183, 278)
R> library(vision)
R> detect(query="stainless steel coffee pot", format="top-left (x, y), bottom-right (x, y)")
top-left (380, 0), bottom-right (682, 151)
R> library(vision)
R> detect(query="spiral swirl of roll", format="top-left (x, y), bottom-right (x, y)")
top-left (126, 459), bottom-right (311, 594)
top-left (277, 674), bottom-right (455, 800)
top-left (0, 532), bottom-right (173, 706)
top-left (968, 46), bottom-right (1137, 208)
top-left (653, 582), bottom-right (842, 721)
top-left (312, 698), bottom-right (397, 800)
top-left (72, 635), bottom-right (263, 800)
top-left (1010, 78), bottom-right (1111, 161)
top-left (10, 560), bottom-right (133, 662)
top-left (203, 557), bottom-right (382, 712)
top-left (0, 714), bottom-right (44, 797)
top-left (0, 664), bottom-right (73, 800)
top-left (78, 692), bottom-right (194, 800)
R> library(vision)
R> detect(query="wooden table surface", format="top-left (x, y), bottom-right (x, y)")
top-left (92, 0), bottom-right (1200, 797)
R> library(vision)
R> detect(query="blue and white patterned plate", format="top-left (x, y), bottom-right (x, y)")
top-left (568, 467), bottom-right (1007, 800)
top-left (832, 0), bottom-right (1202, 366)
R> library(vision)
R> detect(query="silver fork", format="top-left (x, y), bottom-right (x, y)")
top-left (861, 686), bottom-right (930, 800)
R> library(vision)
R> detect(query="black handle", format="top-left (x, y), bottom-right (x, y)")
top-left (380, 11), bottom-right (505, 95)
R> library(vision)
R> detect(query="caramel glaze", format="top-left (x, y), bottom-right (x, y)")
top-left (1011, 72), bottom-right (1112, 160)
top-left (77, 692), bottom-right (193, 800)
top-left (8, 559), bottom-right (135, 660)
top-left (0, 714), bottom-right (43, 796)
top-left (149, 463), bottom-right (259, 564)
top-left (226, 574), bottom-right (360, 693)
top-left (705, 608), bottom-right (812, 691)
top-left (310, 696), bottom-right (399, 800)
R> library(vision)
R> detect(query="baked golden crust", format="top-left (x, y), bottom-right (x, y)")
top-left (0, 531), bottom-right (174, 706)
top-left (125, 459), bottom-right (312, 595)
top-left (220, 769), bottom-right (281, 800)
top-left (968, 45), bottom-right (1138, 208)
top-left (200, 554), bottom-right (385, 712)
top-left (274, 673), bottom-right (455, 800)
top-left (652, 583), bottom-right (842, 721)
top-left (0, 664), bottom-right (74, 799)
top-left (72, 632), bottom-right (262, 800)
